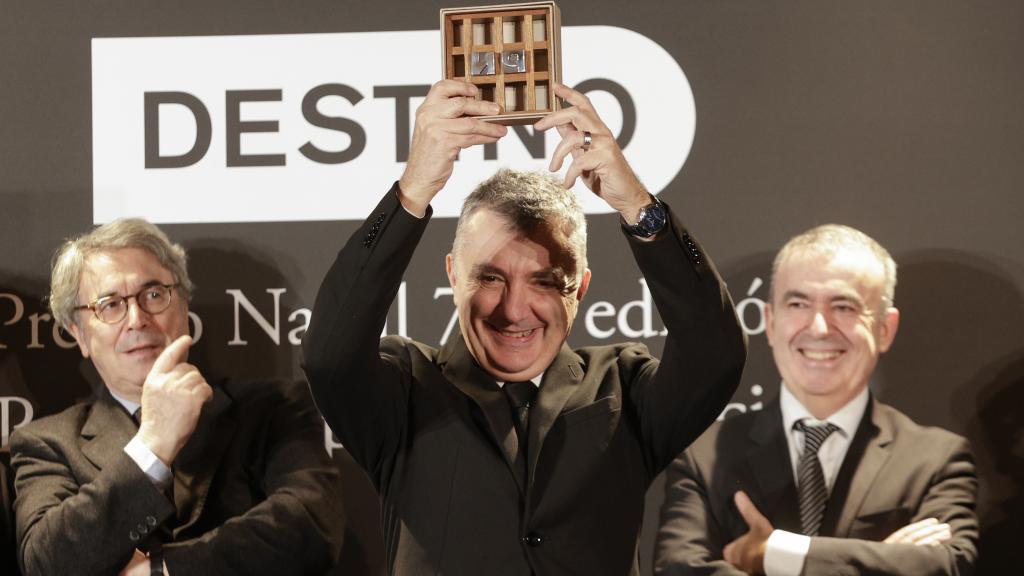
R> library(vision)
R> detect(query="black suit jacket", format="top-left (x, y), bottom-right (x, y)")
top-left (11, 378), bottom-right (346, 576)
top-left (302, 185), bottom-right (747, 576)
top-left (654, 396), bottom-right (979, 575)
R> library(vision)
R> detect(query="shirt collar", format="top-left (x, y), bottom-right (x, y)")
top-left (107, 388), bottom-right (141, 417)
top-left (779, 383), bottom-right (869, 438)
top-left (499, 373), bottom-right (544, 388)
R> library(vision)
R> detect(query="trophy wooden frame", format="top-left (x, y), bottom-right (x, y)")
top-left (440, 2), bottom-right (562, 125)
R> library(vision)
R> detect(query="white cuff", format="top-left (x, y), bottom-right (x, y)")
top-left (124, 436), bottom-right (173, 490)
top-left (764, 529), bottom-right (810, 576)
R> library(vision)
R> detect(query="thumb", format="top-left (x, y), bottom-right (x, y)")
top-left (151, 335), bottom-right (192, 375)
top-left (734, 491), bottom-right (770, 531)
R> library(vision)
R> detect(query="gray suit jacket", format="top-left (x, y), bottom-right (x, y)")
top-left (11, 378), bottom-right (346, 575)
top-left (654, 397), bottom-right (979, 576)
top-left (302, 185), bottom-right (747, 576)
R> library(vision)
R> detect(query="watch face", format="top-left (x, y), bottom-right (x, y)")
top-left (638, 201), bottom-right (667, 235)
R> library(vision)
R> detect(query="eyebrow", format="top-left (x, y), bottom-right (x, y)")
top-left (470, 264), bottom-right (506, 277)
top-left (94, 279), bottom-right (167, 301)
top-left (781, 290), bottom-right (864, 305)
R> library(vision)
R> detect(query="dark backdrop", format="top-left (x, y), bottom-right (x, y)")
top-left (2, 1), bottom-right (1022, 574)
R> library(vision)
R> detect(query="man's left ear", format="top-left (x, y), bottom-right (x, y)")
top-left (576, 269), bottom-right (592, 301)
top-left (877, 307), bottom-right (900, 353)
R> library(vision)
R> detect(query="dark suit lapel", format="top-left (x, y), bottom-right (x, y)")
top-left (81, 392), bottom-right (138, 472)
top-left (527, 344), bottom-right (583, 484)
top-left (745, 399), bottom-right (802, 533)
top-left (439, 332), bottom-right (524, 490)
top-left (819, 397), bottom-right (893, 537)
top-left (171, 381), bottom-right (235, 535)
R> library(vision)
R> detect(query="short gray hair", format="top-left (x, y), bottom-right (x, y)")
top-left (453, 168), bottom-right (588, 274)
top-left (49, 218), bottom-right (192, 329)
top-left (771, 224), bottom-right (897, 309)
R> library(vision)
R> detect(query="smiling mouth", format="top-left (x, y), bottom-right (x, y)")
top-left (800, 349), bottom-right (842, 361)
top-left (498, 328), bottom-right (536, 339)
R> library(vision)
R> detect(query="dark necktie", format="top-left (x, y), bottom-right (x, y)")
top-left (503, 381), bottom-right (537, 462)
top-left (794, 420), bottom-right (839, 536)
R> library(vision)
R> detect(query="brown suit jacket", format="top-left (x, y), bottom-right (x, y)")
top-left (302, 185), bottom-right (747, 576)
top-left (654, 397), bottom-right (979, 575)
top-left (11, 378), bottom-right (346, 576)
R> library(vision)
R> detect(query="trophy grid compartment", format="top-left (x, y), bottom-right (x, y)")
top-left (441, 2), bottom-right (561, 125)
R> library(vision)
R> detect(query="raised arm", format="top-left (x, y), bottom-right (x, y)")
top-left (535, 83), bottom-right (747, 474)
top-left (302, 80), bottom-right (506, 477)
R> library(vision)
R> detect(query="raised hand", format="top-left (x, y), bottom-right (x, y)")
top-left (533, 83), bottom-right (650, 223)
top-left (398, 80), bottom-right (508, 216)
top-left (137, 335), bottom-right (213, 465)
top-left (722, 491), bottom-right (773, 575)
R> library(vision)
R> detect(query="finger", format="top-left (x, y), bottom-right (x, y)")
top-left (446, 117), bottom-right (508, 138)
top-left (552, 82), bottom-right (595, 112)
top-left (439, 96), bottom-right (501, 120)
top-left (916, 528), bottom-right (952, 546)
top-left (563, 157), bottom-right (591, 189)
top-left (150, 335), bottom-right (192, 375)
top-left (734, 491), bottom-right (770, 531)
top-left (903, 523), bottom-right (951, 544)
top-left (549, 131), bottom-right (580, 172)
top-left (722, 540), bottom-right (736, 564)
top-left (193, 382), bottom-right (214, 404)
top-left (453, 133), bottom-right (504, 149)
top-left (534, 105), bottom-right (586, 132)
top-left (884, 517), bottom-right (938, 543)
top-left (425, 79), bottom-right (480, 103)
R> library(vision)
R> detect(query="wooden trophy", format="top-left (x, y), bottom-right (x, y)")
top-left (440, 2), bottom-right (562, 125)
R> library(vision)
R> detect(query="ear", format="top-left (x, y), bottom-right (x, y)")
top-left (876, 307), bottom-right (900, 353)
top-left (576, 268), bottom-right (592, 302)
top-left (445, 253), bottom-right (457, 289)
top-left (764, 303), bottom-right (775, 347)
top-left (67, 322), bottom-right (91, 358)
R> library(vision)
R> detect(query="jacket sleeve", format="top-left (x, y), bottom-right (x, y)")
top-left (803, 437), bottom-right (978, 576)
top-left (162, 381), bottom-right (347, 575)
top-left (302, 183), bottom-right (430, 483)
top-left (654, 448), bottom-right (748, 576)
top-left (621, 201), bottom-right (748, 476)
top-left (11, 428), bottom-right (176, 576)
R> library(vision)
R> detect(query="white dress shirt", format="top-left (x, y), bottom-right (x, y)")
top-left (763, 384), bottom-right (869, 576)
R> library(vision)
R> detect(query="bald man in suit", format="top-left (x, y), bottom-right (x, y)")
top-left (655, 224), bottom-right (978, 576)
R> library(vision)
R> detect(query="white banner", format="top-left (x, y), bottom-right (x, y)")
top-left (92, 26), bottom-right (694, 223)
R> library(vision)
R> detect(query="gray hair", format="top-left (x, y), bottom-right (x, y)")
top-left (771, 223), bottom-right (897, 309)
top-left (453, 168), bottom-right (588, 274)
top-left (49, 218), bottom-right (192, 329)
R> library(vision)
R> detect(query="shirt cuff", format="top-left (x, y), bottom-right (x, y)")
top-left (764, 529), bottom-right (810, 576)
top-left (124, 436), bottom-right (173, 490)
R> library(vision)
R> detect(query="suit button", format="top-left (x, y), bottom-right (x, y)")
top-left (129, 530), bottom-right (140, 542)
top-left (138, 523), bottom-right (149, 534)
top-left (523, 532), bottom-right (543, 547)
top-left (146, 516), bottom-right (158, 527)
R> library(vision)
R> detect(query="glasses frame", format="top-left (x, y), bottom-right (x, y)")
top-left (74, 283), bottom-right (180, 324)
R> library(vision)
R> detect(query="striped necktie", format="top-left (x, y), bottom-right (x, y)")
top-left (794, 420), bottom-right (839, 536)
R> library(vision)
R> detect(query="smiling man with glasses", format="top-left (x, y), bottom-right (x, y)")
top-left (9, 218), bottom-right (346, 576)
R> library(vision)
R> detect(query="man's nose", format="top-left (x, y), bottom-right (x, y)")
top-left (498, 283), bottom-right (530, 323)
top-left (125, 297), bottom-right (151, 328)
top-left (808, 309), bottom-right (830, 336)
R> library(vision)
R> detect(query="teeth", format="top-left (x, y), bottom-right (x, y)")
top-left (803, 349), bottom-right (840, 361)
top-left (499, 329), bottom-right (534, 338)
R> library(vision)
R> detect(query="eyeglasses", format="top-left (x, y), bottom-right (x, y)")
top-left (75, 283), bottom-right (179, 324)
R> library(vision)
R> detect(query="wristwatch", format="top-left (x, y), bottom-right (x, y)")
top-left (624, 196), bottom-right (667, 238)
